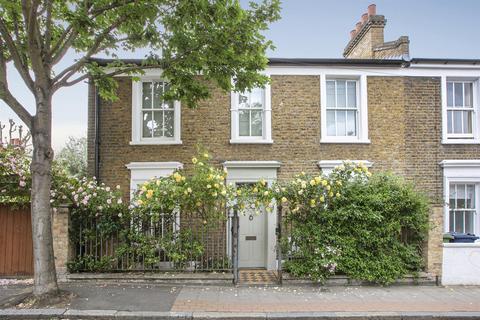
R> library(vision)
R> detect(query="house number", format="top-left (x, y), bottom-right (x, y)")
top-left (249, 215), bottom-right (254, 221)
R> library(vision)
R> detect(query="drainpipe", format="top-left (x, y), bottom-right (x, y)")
top-left (94, 85), bottom-right (101, 181)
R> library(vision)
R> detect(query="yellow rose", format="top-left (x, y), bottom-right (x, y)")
top-left (198, 162), bottom-right (204, 166)
top-left (141, 186), bottom-right (147, 192)
top-left (366, 172), bottom-right (372, 177)
top-left (187, 187), bottom-right (192, 193)
top-left (336, 180), bottom-right (342, 186)
top-left (310, 179), bottom-right (316, 186)
top-left (329, 191), bottom-right (334, 197)
top-left (212, 192), bottom-right (217, 197)
top-left (263, 191), bottom-right (269, 196)
top-left (253, 187), bottom-right (258, 193)
top-left (260, 179), bottom-right (266, 186)
top-left (196, 201), bottom-right (202, 207)
top-left (203, 153), bottom-right (209, 158)
top-left (156, 180), bottom-right (161, 186)
top-left (314, 176), bottom-right (322, 183)
top-left (281, 197), bottom-right (288, 203)
top-left (192, 157), bottom-right (198, 164)
top-left (236, 189), bottom-right (242, 195)
top-left (310, 199), bottom-right (316, 207)
top-left (207, 184), bottom-right (212, 189)
top-left (336, 192), bottom-right (341, 198)
top-left (319, 196), bottom-right (325, 203)
top-left (221, 189), bottom-right (227, 196)
top-left (322, 180), bottom-right (328, 186)
top-left (137, 199), bottom-right (143, 205)
top-left (326, 185), bottom-right (331, 191)
top-left (146, 190), bottom-right (154, 199)
top-left (214, 183), bottom-right (219, 189)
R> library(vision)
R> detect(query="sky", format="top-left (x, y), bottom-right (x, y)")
top-left (1, 0), bottom-right (479, 151)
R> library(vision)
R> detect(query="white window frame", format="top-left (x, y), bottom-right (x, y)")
top-left (131, 78), bottom-right (182, 145)
top-left (440, 160), bottom-right (480, 235)
top-left (442, 76), bottom-right (480, 144)
top-left (320, 74), bottom-right (369, 144)
top-left (230, 84), bottom-right (273, 144)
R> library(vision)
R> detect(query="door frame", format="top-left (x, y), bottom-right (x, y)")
top-left (224, 161), bottom-right (281, 270)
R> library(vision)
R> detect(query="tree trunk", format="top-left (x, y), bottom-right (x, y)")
top-left (30, 90), bottom-right (58, 296)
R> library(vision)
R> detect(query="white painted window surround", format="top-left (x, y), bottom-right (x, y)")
top-left (320, 74), bottom-right (369, 144)
top-left (442, 76), bottom-right (480, 144)
top-left (440, 160), bottom-right (480, 235)
top-left (230, 85), bottom-right (273, 144)
top-left (131, 78), bottom-right (182, 145)
top-left (317, 160), bottom-right (373, 175)
top-left (126, 161), bottom-right (183, 196)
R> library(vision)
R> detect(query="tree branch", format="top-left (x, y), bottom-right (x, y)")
top-left (44, 0), bottom-right (53, 55)
top-left (0, 18), bottom-right (35, 92)
top-left (0, 44), bottom-right (33, 128)
top-left (52, 15), bottom-right (130, 89)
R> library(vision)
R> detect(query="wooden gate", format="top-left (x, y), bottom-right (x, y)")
top-left (0, 205), bottom-right (33, 276)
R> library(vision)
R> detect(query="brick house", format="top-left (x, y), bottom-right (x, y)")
top-left (87, 5), bottom-right (480, 276)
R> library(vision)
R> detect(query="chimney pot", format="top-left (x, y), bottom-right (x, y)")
top-left (350, 30), bottom-right (356, 39)
top-left (368, 4), bottom-right (376, 16)
top-left (355, 21), bottom-right (362, 32)
top-left (361, 13), bottom-right (368, 23)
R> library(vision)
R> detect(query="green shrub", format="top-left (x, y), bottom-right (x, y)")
top-left (283, 172), bottom-right (429, 285)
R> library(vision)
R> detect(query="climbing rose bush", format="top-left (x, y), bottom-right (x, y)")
top-left (0, 146), bottom-right (31, 206)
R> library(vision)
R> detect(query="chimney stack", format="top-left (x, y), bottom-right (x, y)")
top-left (343, 4), bottom-right (410, 59)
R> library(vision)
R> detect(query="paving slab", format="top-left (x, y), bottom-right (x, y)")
top-left (66, 282), bottom-right (180, 312)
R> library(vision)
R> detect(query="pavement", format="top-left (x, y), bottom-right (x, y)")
top-left (1, 281), bottom-right (480, 319)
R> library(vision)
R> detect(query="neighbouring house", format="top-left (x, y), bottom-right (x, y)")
top-left (87, 4), bottom-right (480, 280)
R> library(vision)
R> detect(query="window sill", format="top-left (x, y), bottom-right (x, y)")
top-left (230, 139), bottom-right (273, 145)
top-left (320, 138), bottom-right (371, 144)
top-left (442, 139), bottom-right (480, 145)
top-left (130, 139), bottom-right (183, 146)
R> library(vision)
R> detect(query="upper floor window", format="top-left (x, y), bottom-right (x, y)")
top-left (320, 75), bottom-right (369, 143)
top-left (230, 85), bottom-right (272, 144)
top-left (131, 79), bottom-right (181, 145)
top-left (443, 78), bottom-right (479, 144)
top-left (326, 80), bottom-right (358, 137)
top-left (447, 81), bottom-right (474, 138)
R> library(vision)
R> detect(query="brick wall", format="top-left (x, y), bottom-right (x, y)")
top-left (87, 74), bottom-right (480, 276)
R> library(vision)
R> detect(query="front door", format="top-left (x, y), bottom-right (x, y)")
top-left (238, 207), bottom-right (266, 268)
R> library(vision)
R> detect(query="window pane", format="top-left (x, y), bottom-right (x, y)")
top-left (336, 81), bottom-right (346, 108)
top-left (142, 82), bottom-right (152, 109)
top-left (454, 82), bottom-right (464, 107)
top-left (449, 184), bottom-right (456, 208)
top-left (464, 83), bottom-right (473, 107)
top-left (238, 93), bottom-right (248, 108)
top-left (463, 111), bottom-right (473, 134)
top-left (467, 184), bottom-right (475, 209)
top-left (326, 110), bottom-right (336, 136)
top-left (447, 111), bottom-right (453, 134)
top-left (453, 111), bottom-right (463, 134)
top-left (152, 111), bottom-right (163, 137)
top-left (249, 88), bottom-right (264, 109)
top-left (455, 211), bottom-right (464, 233)
top-left (346, 110), bottom-right (356, 136)
top-left (347, 81), bottom-right (357, 108)
top-left (142, 111), bottom-right (153, 138)
top-left (163, 110), bottom-right (175, 137)
top-left (153, 82), bottom-right (164, 109)
top-left (250, 111), bottom-right (263, 136)
top-left (326, 81), bottom-right (335, 108)
top-left (465, 212), bottom-right (475, 233)
top-left (239, 110), bottom-right (250, 136)
top-left (337, 111), bottom-right (346, 136)
top-left (449, 210), bottom-right (455, 232)
top-left (457, 185), bottom-right (466, 209)
top-left (447, 82), bottom-right (453, 107)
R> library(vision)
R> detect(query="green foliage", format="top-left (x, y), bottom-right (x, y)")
top-left (0, 145), bottom-right (30, 206)
top-left (67, 255), bottom-right (115, 273)
top-left (283, 168), bottom-right (429, 285)
top-left (55, 136), bottom-right (87, 178)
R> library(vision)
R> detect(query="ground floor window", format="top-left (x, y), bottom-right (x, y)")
top-left (449, 183), bottom-right (476, 233)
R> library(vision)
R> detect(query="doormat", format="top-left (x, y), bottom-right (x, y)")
top-left (239, 269), bottom-right (278, 285)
